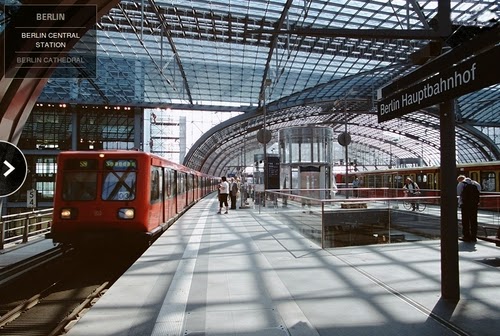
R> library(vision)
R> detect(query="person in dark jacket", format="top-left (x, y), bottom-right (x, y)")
top-left (457, 175), bottom-right (481, 242)
top-left (230, 177), bottom-right (239, 209)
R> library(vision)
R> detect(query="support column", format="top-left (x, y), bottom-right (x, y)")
top-left (440, 99), bottom-right (459, 301)
top-left (71, 109), bottom-right (78, 150)
top-left (133, 107), bottom-right (142, 150)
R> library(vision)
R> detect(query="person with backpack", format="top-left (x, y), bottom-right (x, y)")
top-left (403, 177), bottom-right (420, 211)
top-left (457, 175), bottom-right (481, 242)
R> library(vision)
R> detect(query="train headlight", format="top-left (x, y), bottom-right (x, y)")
top-left (118, 208), bottom-right (135, 219)
top-left (60, 208), bottom-right (73, 219)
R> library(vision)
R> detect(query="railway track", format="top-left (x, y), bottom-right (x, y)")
top-left (0, 245), bottom-right (144, 336)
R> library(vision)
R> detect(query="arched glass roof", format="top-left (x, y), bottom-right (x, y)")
top-left (2, 0), bottom-right (499, 175)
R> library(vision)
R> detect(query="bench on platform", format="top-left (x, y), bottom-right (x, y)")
top-left (340, 202), bottom-right (367, 209)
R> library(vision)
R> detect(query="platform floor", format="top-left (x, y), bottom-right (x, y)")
top-left (3, 195), bottom-right (499, 336)
top-left (61, 195), bottom-right (499, 336)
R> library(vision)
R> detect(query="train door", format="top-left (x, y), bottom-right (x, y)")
top-left (171, 169), bottom-right (177, 214)
top-left (186, 174), bottom-right (192, 205)
top-left (190, 174), bottom-right (194, 203)
top-left (149, 166), bottom-right (162, 228)
top-left (427, 173), bottom-right (435, 190)
top-left (159, 167), bottom-right (165, 224)
top-left (394, 174), bottom-right (404, 189)
top-left (178, 172), bottom-right (187, 210)
top-left (191, 174), bottom-right (195, 203)
top-left (174, 170), bottom-right (179, 213)
top-left (164, 168), bottom-right (170, 223)
top-left (195, 175), bottom-right (199, 200)
top-left (415, 172), bottom-right (427, 189)
top-left (389, 173), bottom-right (398, 189)
top-left (199, 176), bottom-right (203, 196)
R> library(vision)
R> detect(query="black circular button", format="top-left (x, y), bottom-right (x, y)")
top-left (0, 140), bottom-right (28, 197)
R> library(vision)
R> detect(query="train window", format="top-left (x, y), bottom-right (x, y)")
top-left (150, 167), bottom-right (161, 202)
top-left (102, 170), bottom-right (136, 201)
top-left (480, 172), bottom-right (496, 192)
top-left (172, 171), bottom-right (178, 196)
top-left (395, 175), bottom-right (404, 189)
top-left (165, 168), bottom-right (172, 197)
top-left (382, 174), bottom-right (389, 188)
top-left (178, 173), bottom-right (185, 194)
top-left (62, 172), bottom-right (97, 201)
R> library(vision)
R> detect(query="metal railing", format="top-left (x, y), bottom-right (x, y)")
top-left (254, 188), bottom-right (500, 248)
top-left (0, 208), bottom-right (53, 250)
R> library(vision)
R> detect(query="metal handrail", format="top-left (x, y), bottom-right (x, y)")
top-left (0, 208), bottom-right (54, 250)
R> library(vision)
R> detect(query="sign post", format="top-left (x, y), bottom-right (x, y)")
top-left (376, 38), bottom-right (499, 301)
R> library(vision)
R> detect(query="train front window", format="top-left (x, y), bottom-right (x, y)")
top-left (102, 159), bottom-right (137, 201)
top-left (62, 159), bottom-right (98, 201)
top-left (62, 172), bottom-right (98, 200)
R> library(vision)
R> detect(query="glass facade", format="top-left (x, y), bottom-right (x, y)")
top-left (19, 104), bottom-right (139, 151)
top-left (3, 104), bottom-right (142, 215)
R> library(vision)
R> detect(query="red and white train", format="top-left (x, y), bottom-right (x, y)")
top-left (343, 161), bottom-right (500, 209)
top-left (49, 150), bottom-right (218, 247)
top-left (348, 161), bottom-right (499, 191)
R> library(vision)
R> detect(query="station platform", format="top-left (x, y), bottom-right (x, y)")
top-left (2, 195), bottom-right (500, 336)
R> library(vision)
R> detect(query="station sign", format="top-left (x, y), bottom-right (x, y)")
top-left (4, 4), bottom-right (97, 79)
top-left (266, 155), bottom-right (280, 189)
top-left (378, 45), bottom-right (500, 122)
top-left (27, 189), bottom-right (37, 208)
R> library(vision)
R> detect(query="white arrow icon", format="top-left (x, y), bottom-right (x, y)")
top-left (3, 160), bottom-right (15, 177)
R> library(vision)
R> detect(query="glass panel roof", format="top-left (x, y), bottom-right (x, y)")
top-left (1, 0), bottom-right (498, 175)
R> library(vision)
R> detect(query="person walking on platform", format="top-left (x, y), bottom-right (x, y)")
top-left (403, 177), bottom-right (420, 211)
top-left (230, 177), bottom-right (239, 209)
top-left (457, 175), bottom-right (481, 242)
top-left (218, 176), bottom-right (230, 214)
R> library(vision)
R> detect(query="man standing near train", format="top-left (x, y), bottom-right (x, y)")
top-left (457, 175), bottom-right (481, 242)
